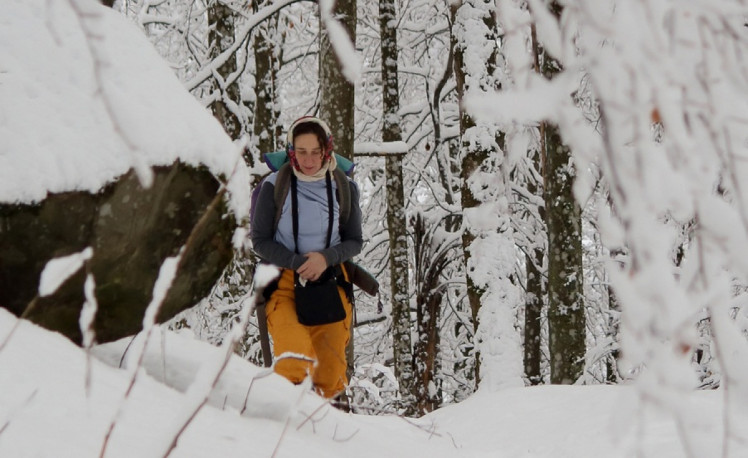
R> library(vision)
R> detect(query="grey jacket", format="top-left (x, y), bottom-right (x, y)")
top-left (250, 171), bottom-right (363, 270)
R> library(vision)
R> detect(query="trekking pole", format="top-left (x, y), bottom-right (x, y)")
top-left (255, 296), bottom-right (273, 368)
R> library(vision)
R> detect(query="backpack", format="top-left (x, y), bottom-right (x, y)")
top-left (251, 150), bottom-right (379, 368)
top-left (250, 150), bottom-right (378, 297)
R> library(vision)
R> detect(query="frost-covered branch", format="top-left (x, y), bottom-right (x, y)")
top-left (183, 0), bottom-right (301, 91)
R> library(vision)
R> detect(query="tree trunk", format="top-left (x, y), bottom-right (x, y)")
top-left (536, 2), bottom-right (585, 385)
top-left (451, 0), bottom-right (478, 388)
top-left (544, 123), bottom-right (584, 384)
top-left (413, 214), bottom-right (448, 414)
top-left (252, 7), bottom-right (282, 160)
top-left (207, 3), bottom-right (242, 140)
top-left (605, 244), bottom-right (626, 382)
top-left (452, 0), bottom-right (509, 388)
top-left (524, 246), bottom-right (544, 385)
top-left (606, 281), bottom-right (621, 383)
top-left (318, 0), bottom-right (357, 382)
top-left (378, 0), bottom-right (415, 414)
top-left (319, 0), bottom-right (356, 161)
top-left (524, 27), bottom-right (546, 386)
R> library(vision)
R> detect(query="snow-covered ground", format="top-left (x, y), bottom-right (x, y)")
top-left (3, 1), bottom-right (748, 456)
top-left (1, 308), bottom-right (743, 458)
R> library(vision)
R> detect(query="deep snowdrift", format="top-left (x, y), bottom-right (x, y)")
top-left (1, 309), bottom-right (744, 458)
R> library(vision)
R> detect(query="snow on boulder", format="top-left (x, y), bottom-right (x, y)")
top-left (0, 0), bottom-right (250, 344)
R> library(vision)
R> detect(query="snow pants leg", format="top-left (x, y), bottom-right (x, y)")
top-left (265, 268), bottom-right (352, 398)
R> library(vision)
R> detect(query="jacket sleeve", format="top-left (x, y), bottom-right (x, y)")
top-left (320, 179), bottom-right (363, 266)
top-left (250, 180), bottom-right (303, 270)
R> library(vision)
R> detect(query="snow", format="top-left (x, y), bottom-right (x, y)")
top-left (38, 248), bottom-right (93, 297)
top-left (355, 141), bottom-right (409, 155)
top-left (1, 308), bottom-right (744, 457)
top-left (0, 0), bottom-right (250, 222)
top-left (319, 0), bottom-right (362, 84)
top-left (79, 273), bottom-right (98, 350)
top-left (3, 0), bottom-right (748, 456)
top-left (463, 73), bottom-right (575, 126)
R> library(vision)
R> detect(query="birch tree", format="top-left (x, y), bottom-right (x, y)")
top-left (378, 0), bottom-right (416, 412)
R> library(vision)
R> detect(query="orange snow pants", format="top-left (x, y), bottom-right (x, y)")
top-left (266, 267), bottom-right (352, 398)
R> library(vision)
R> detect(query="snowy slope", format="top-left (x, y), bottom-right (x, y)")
top-left (2, 308), bottom-right (744, 458)
top-left (0, 309), bottom-right (454, 458)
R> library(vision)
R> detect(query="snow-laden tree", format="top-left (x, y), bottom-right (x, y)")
top-left (532, 1), bottom-right (586, 385)
top-left (452, 0), bottom-right (524, 390)
top-left (469, 0), bottom-right (748, 452)
top-left (108, 2), bottom-right (748, 439)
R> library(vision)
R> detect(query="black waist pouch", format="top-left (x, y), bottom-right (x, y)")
top-left (294, 266), bottom-right (346, 325)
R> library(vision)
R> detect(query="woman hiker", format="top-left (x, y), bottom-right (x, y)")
top-left (250, 116), bottom-right (363, 399)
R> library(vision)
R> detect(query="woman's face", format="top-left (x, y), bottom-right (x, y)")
top-left (294, 132), bottom-right (324, 176)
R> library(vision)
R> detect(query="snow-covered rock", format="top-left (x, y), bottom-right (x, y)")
top-left (0, 0), bottom-right (250, 343)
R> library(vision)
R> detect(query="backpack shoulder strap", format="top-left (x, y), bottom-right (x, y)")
top-left (273, 163), bottom-right (293, 233)
top-left (273, 164), bottom-right (351, 231)
top-left (332, 168), bottom-right (351, 226)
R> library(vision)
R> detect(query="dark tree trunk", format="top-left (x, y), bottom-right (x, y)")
top-left (208, 4), bottom-right (242, 140)
top-left (318, 0), bottom-right (357, 381)
top-left (524, 246), bottom-right (544, 385)
top-left (544, 124), bottom-right (585, 384)
top-left (413, 214), bottom-right (450, 414)
top-left (524, 26), bottom-right (546, 386)
top-left (252, 11), bottom-right (282, 159)
top-left (319, 0), bottom-right (356, 161)
top-left (536, 2), bottom-right (586, 385)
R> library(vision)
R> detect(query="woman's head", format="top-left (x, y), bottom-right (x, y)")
top-left (287, 117), bottom-right (333, 175)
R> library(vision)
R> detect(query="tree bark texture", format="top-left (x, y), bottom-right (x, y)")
top-left (544, 123), bottom-right (585, 384)
top-left (522, 23), bottom-right (547, 386)
top-left (413, 214), bottom-right (450, 414)
top-left (524, 246), bottom-right (544, 385)
top-left (536, 1), bottom-right (586, 385)
top-left (318, 0), bottom-right (357, 381)
top-left (252, 11), bottom-right (282, 159)
top-left (319, 0), bottom-right (356, 161)
top-left (452, 0), bottom-right (504, 388)
top-left (379, 0), bottom-right (416, 413)
top-left (208, 4), bottom-right (242, 140)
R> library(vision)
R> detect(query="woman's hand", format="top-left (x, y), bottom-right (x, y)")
top-left (297, 252), bottom-right (327, 281)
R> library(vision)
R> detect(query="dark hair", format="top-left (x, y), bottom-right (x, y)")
top-left (292, 121), bottom-right (329, 151)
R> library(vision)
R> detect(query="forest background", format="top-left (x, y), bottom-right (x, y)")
top-left (2, 0), bottom-right (748, 455)
top-left (101, 0), bottom-right (748, 420)
top-left (0, 0), bottom-right (738, 451)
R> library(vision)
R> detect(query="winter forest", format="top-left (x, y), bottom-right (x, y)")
top-left (2, 0), bottom-right (748, 456)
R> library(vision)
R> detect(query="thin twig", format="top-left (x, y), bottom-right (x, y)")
top-left (271, 381), bottom-right (311, 458)
top-left (0, 389), bottom-right (38, 437)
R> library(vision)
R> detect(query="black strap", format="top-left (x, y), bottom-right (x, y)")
top-left (291, 172), bottom-right (334, 254)
top-left (275, 164), bottom-right (350, 233)
top-left (324, 172), bottom-right (334, 248)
